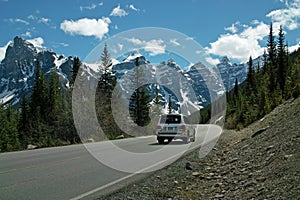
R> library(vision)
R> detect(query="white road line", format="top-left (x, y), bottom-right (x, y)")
top-left (70, 125), bottom-right (222, 200)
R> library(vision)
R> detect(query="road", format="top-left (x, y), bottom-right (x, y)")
top-left (0, 125), bottom-right (222, 200)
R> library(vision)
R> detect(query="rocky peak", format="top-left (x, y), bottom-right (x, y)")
top-left (220, 56), bottom-right (230, 65)
top-left (0, 36), bottom-right (73, 106)
top-left (2, 36), bottom-right (36, 65)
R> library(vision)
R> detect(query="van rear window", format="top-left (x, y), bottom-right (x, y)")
top-left (160, 115), bottom-right (181, 124)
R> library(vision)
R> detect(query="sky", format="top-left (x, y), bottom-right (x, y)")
top-left (0, 0), bottom-right (300, 66)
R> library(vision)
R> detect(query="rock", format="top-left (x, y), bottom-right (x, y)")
top-left (229, 157), bottom-right (238, 164)
top-left (243, 180), bottom-right (257, 188)
top-left (27, 144), bottom-right (37, 150)
top-left (265, 145), bottom-right (274, 151)
top-left (256, 176), bottom-right (266, 182)
top-left (86, 138), bottom-right (94, 143)
top-left (174, 180), bottom-right (179, 184)
top-left (215, 182), bottom-right (223, 187)
top-left (185, 162), bottom-right (193, 170)
top-left (209, 172), bottom-right (215, 176)
top-left (156, 176), bottom-right (161, 179)
top-left (252, 127), bottom-right (268, 138)
top-left (284, 154), bottom-right (293, 159)
top-left (116, 134), bottom-right (125, 139)
top-left (266, 153), bottom-right (275, 161)
top-left (214, 194), bottom-right (224, 198)
top-left (192, 172), bottom-right (201, 177)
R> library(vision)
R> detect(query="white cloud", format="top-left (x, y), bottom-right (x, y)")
top-left (22, 31), bottom-right (32, 38)
top-left (79, 3), bottom-right (102, 11)
top-left (110, 4), bottom-right (128, 17)
top-left (39, 17), bottom-right (50, 24)
top-left (0, 41), bottom-right (11, 61)
top-left (27, 15), bottom-right (51, 26)
top-left (205, 57), bottom-right (220, 65)
top-left (28, 37), bottom-right (44, 48)
top-left (289, 42), bottom-right (300, 52)
top-left (27, 15), bottom-right (36, 20)
top-left (60, 17), bottom-right (111, 39)
top-left (280, 0), bottom-right (289, 6)
top-left (207, 33), bottom-right (265, 62)
top-left (251, 20), bottom-right (260, 25)
top-left (206, 0), bottom-right (300, 63)
top-left (207, 22), bottom-right (269, 62)
top-left (126, 38), bottom-right (166, 56)
top-left (170, 39), bottom-right (180, 46)
top-left (80, 4), bottom-right (96, 11)
top-left (126, 38), bottom-right (143, 45)
top-left (241, 22), bottom-right (269, 40)
top-left (129, 4), bottom-right (139, 11)
top-left (224, 23), bottom-right (239, 33)
top-left (8, 18), bottom-right (29, 25)
top-left (118, 43), bottom-right (123, 51)
top-left (266, 0), bottom-right (300, 30)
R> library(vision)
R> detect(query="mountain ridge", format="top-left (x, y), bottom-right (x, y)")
top-left (0, 36), bottom-right (262, 110)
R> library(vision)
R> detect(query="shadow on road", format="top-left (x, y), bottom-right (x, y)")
top-left (148, 140), bottom-right (187, 146)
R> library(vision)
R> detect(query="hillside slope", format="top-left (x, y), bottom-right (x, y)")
top-left (105, 97), bottom-right (300, 199)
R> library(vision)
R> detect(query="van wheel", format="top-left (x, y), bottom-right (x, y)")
top-left (167, 138), bottom-right (172, 143)
top-left (182, 137), bottom-right (188, 144)
top-left (192, 133), bottom-right (196, 142)
top-left (158, 138), bottom-right (165, 144)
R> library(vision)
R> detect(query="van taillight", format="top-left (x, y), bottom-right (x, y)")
top-left (156, 125), bottom-right (162, 130)
top-left (179, 125), bottom-right (186, 131)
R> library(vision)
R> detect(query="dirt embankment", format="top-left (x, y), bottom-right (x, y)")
top-left (104, 97), bottom-right (300, 200)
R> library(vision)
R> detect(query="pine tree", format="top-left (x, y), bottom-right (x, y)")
top-left (262, 49), bottom-right (268, 73)
top-left (168, 95), bottom-right (173, 114)
top-left (277, 25), bottom-right (287, 93)
top-left (247, 56), bottom-right (254, 89)
top-left (0, 105), bottom-right (20, 151)
top-left (267, 23), bottom-right (277, 66)
top-left (19, 93), bottom-right (31, 144)
top-left (30, 58), bottom-right (48, 120)
top-left (129, 57), bottom-right (151, 126)
top-left (6, 105), bottom-right (20, 150)
top-left (98, 43), bottom-right (116, 98)
top-left (233, 78), bottom-right (239, 101)
top-left (48, 70), bottom-right (60, 117)
top-left (154, 84), bottom-right (160, 105)
top-left (70, 57), bottom-right (81, 87)
top-left (138, 85), bottom-right (151, 126)
top-left (95, 44), bottom-right (123, 138)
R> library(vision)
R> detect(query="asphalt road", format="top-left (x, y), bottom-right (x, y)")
top-left (0, 125), bottom-right (222, 200)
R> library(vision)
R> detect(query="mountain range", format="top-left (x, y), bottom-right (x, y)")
top-left (0, 36), bottom-right (263, 113)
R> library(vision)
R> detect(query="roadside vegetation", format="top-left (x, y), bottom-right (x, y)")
top-left (225, 24), bottom-right (300, 129)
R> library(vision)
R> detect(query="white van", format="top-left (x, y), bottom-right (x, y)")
top-left (155, 114), bottom-right (196, 144)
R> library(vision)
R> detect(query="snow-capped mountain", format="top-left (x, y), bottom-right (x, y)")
top-left (0, 36), bottom-right (74, 105)
top-left (0, 36), bottom-right (262, 113)
top-left (217, 56), bottom-right (263, 91)
top-left (113, 53), bottom-right (225, 115)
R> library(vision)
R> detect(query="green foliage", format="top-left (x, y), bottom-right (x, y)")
top-left (127, 57), bottom-right (151, 127)
top-left (0, 105), bottom-right (21, 152)
top-left (199, 105), bottom-right (211, 124)
top-left (30, 59), bottom-right (48, 121)
top-left (168, 95), bottom-right (172, 114)
top-left (225, 24), bottom-right (300, 130)
top-left (0, 59), bottom-right (80, 152)
top-left (70, 57), bottom-right (81, 87)
top-left (96, 44), bottom-right (125, 139)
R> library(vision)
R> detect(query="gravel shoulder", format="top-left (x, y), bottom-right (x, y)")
top-left (102, 97), bottom-right (300, 200)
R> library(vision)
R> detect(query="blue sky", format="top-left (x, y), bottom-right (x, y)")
top-left (0, 0), bottom-right (299, 66)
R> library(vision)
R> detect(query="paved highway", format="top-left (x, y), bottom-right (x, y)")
top-left (0, 125), bottom-right (222, 200)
